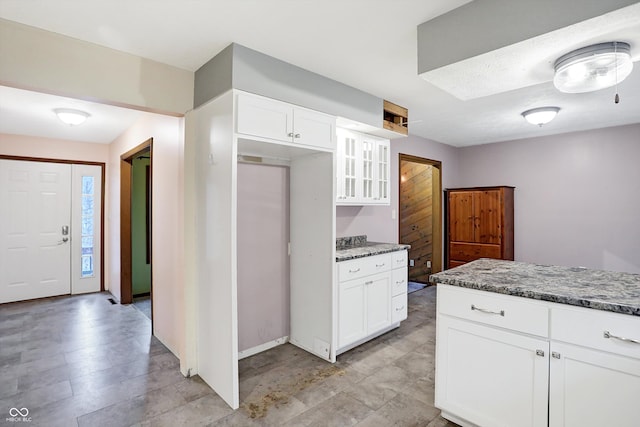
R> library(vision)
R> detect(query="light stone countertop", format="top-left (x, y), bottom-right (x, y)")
top-left (429, 258), bottom-right (640, 316)
top-left (335, 235), bottom-right (410, 262)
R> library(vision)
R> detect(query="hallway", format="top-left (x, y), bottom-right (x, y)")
top-left (0, 288), bottom-right (455, 426)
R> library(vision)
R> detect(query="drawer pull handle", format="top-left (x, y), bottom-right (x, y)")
top-left (471, 304), bottom-right (504, 317)
top-left (535, 349), bottom-right (545, 357)
top-left (551, 352), bottom-right (561, 359)
top-left (376, 263), bottom-right (385, 268)
top-left (395, 306), bottom-right (405, 311)
top-left (604, 331), bottom-right (640, 344)
top-left (395, 280), bottom-right (405, 284)
top-left (365, 280), bottom-right (373, 285)
top-left (348, 268), bottom-right (360, 273)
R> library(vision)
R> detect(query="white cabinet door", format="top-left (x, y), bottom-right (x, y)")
top-left (336, 129), bottom-right (390, 205)
top-left (375, 139), bottom-right (390, 204)
top-left (336, 128), bottom-right (359, 203)
top-left (365, 273), bottom-right (392, 334)
top-left (293, 108), bottom-right (335, 150)
top-left (549, 342), bottom-right (640, 427)
top-left (236, 92), bottom-right (335, 150)
top-left (436, 315), bottom-right (549, 427)
top-left (338, 279), bottom-right (366, 348)
top-left (361, 136), bottom-right (375, 202)
top-left (236, 93), bottom-right (293, 142)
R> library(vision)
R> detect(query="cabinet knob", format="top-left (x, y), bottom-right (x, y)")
top-left (294, 133), bottom-right (301, 138)
top-left (287, 132), bottom-right (294, 137)
top-left (535, 349), bottom-right (545, 357)
top-left (551, 352), bottom-right (561, 359)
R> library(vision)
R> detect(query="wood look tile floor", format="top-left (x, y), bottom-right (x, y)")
top-left (0, 287), bottom-right (458, 427)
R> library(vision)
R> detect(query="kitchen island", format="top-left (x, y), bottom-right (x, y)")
top-left (429, 258), bottom-right (640, 427)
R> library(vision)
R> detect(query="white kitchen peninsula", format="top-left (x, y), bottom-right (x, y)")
top-left (429, 259), bottom-right (640, 427)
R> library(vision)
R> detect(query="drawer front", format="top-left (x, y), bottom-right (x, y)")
top-left (449, 242), bottom-right (501, 262)
top-left (338, 253), bottom-right (392, 282)
top-left (392, 250), bottom-right (408, 269)
top-left (392, 294), bottom-right (408, 323)
top-left (438, 284), bottom-right (549, 337)
top-left (551, 305), bottom-right (640, 359)
top-left (391, 267), bottom-right (408, 297)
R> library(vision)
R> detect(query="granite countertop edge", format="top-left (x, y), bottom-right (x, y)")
top-left (429, 259), bottom-right (640, 317)
top-left (336, 242), bottom-right (410, 262)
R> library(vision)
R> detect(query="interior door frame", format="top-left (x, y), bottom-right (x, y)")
top-left (119, 138), bottom-right (153, 309)
top-left (0, 154), bottom-right (106, 292)
top-left (398, 153), bottom-right (443, 277)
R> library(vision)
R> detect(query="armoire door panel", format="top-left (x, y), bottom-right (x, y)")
top-left (448, 191), bottom-right (475, 242)
top-left (476, 190), bottom-right (502, 244)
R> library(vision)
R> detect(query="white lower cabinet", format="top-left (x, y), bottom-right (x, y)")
top-left (436, 316), bottom-right (549, 427)
top-left (436, 284), bottom-right (640, 427)
top-left (338, 272), bottom-right (391, 349)
top-left (549, 342), bottom-right (640, 427)
top-left (337, 250), bottom-right (407, 353)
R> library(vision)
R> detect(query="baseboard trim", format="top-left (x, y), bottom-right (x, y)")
top-left (238, 336), bottom-right (289, 360)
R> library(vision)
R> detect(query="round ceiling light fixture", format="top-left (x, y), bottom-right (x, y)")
top-left (553, 42), bottom-right (633, 93)
top-left (53, 108), bottom-right (90, 126)
top-left (522, 107), bottom-right (560, 126)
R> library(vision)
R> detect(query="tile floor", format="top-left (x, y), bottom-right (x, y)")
top-left (0, 286), bottom-right (458, 426)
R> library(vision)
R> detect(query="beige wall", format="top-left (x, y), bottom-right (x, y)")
top-left (107, 114), bottom-right (184, 356)
top-left (0, 133), bottom-right (109, 162)
top-left (0, 19), bottom-right (194, 116)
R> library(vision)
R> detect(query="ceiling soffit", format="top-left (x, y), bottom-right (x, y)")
top-left (417, 0), bottom-right (640, 100)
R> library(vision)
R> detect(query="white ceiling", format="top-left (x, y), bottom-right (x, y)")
top-left (0, 0), bottom-right (639, 147)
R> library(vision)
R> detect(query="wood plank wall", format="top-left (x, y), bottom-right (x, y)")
top-left (400, 160), bottom-right (433, 283)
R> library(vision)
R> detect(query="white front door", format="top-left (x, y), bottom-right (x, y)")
top-left (0, 160), bottom-right (71, 303)
top-left (0, 160), bottom-right (101, 304)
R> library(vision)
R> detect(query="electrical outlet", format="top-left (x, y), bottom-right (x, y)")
top-left (409, 259), bottom-right (415, 267)
top-left (426, 260), bottom-right (432, 268)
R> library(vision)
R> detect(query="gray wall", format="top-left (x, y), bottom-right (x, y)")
top-left (337, 124), bottom-right (640, 274)
top-left (455, 123), bottom-right (640, 273)
top-left (237, 162), bottom-right (290, 352)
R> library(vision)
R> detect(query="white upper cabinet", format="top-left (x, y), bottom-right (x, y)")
top-left (336, 128), bottom-right (390, 205)
top-left (236, 91), bottom-right (335, 151)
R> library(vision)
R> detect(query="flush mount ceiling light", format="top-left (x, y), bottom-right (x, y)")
top-left (553, 42), bottom-right (633, 94)
top-left (522, 107), bottom-right (560, 126)
top-left (54, 108), bottom-right (90, 126)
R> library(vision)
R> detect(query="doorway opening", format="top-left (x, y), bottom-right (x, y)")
top-left (398, 154), bottom-right (442, 289)
top-left (120, 139), bottom-right (153, 321)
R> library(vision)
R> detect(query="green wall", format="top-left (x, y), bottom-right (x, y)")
top-left (132, 156), bottom-right (151, 295)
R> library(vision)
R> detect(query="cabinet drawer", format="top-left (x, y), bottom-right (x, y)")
top-left (449, 242), bottom-right (501, 262)
top-left (391, 267), bottom-right (407, 297)
top-left (392, 294), bottom-right (407, 323)
top-left (338, 253), bottom-right (392, 282)
top-left (438, 284), bottom-right (549, 337)
top-left (391, 250), bottom-right (408, 269)
top-left (551, 306), bottom-right (640, 359)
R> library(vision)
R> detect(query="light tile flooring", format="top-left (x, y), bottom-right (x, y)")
top-left (0, 287), bottom-right (458, 426)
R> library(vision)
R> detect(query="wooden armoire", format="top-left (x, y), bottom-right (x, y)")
top-left (445, 186), bottom-right (514, 269)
